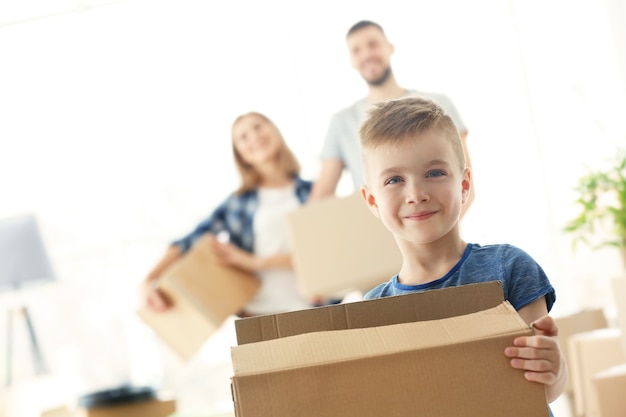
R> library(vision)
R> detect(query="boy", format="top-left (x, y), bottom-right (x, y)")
top-left (359, 97), bottom-right (566, 407)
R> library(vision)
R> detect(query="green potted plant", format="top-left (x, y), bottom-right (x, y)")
top-left (564, 149), bottom-right (626, 267)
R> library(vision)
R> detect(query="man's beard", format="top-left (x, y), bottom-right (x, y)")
top-left (365, 67), bottom-right (392, 87)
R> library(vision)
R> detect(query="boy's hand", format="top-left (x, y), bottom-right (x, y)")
top-left (504, 315), bottom-right (563, 387)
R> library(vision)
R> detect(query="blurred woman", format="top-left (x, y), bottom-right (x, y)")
top-left (140, 112), bottom-right (315, 316)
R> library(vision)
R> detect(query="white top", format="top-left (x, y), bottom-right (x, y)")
top-left (245, 184), bottom-right (311, 315)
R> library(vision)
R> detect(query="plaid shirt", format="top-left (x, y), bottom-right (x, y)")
top-left (172, 176), bottom-right (312, 254)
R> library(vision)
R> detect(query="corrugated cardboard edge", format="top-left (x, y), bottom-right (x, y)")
top-left (231, 301), bottom-right (529, 376)
top-left (235, 281), bottom-right (505, 345)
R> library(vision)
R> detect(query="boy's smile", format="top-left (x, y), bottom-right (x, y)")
top-left (403, 210), bottom-right (437, 221)
top-left (361, 129), bottom-right (470, 247)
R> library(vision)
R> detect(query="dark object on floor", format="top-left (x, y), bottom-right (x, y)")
top-left (78, 385), bottom-right (156, 409)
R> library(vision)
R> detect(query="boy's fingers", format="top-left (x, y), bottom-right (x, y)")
top-left (505, 339), bottom-right (559, 359)
top-left (523, 370), bottom-right (558, 385)
top-left (530, 315), bottom-right (558, 336)
top-left (509, 357), bottom-right (553, 372)
top-left (511, 335), bottom-right (553, 349)
top-left (505, 345), bottom-right (545, 360)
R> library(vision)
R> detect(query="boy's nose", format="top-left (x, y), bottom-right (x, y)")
top-left (405, 187), bottom-right (429, 204)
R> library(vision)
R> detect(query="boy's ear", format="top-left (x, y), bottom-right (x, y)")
top-left (360, 185), bottom-right (380, 219)
top-left (461, 167), bottom-right (471, 204)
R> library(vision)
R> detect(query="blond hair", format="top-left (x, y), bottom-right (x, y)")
top-left (359, 97), bottom-right (465, 171)
top-left (231, 112), bottom-right (300, 194)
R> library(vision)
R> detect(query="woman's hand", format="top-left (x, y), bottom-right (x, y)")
top-left (139, 245), bottom-right (181, 312)
top-left (140, 280), bottom-right (172, 312)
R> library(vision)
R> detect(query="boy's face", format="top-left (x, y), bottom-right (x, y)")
top-left (361, 129), bottom-right (470, 246)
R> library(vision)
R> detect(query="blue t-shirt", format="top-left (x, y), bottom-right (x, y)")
top-left (365, 243), bottom-right (556, 417)
top-left (364, 243), bottom-right (556, 313)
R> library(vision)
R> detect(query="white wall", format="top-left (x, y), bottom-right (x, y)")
top-left (1, 0), bottom-right (625, 413)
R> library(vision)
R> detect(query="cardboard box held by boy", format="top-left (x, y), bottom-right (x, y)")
top-left (230, 281), bottom-right (550, 417)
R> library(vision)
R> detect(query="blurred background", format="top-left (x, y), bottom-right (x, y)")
top-left (1, 0), bottom-right (625, 416)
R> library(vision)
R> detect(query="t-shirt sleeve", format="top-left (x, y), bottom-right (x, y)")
top-left (502, 245), bottom-right (556, 312)
top-left (363, 284), bottom-right (385, 300)
top-left (320, 112), bottom-right (345, 161)
top-left (363, 277), bottom-right (397, 300)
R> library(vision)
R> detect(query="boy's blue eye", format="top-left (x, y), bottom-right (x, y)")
top-left (384, 176), bottom-right (403, 185)
top-left (426, 170), bottom-right (445, 178)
